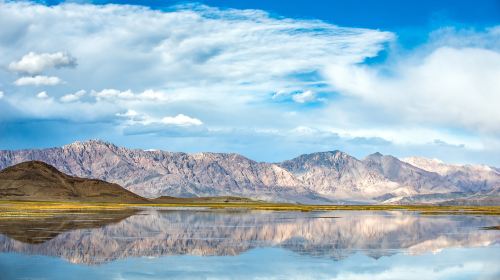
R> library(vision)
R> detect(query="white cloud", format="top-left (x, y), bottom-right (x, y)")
top-left (116, 109), bottom-right (153, 125)
top-left (60, 89), bottom-right (85, 103)
top-left (8, 52), bottom-right (76, 74)
top-left (161, 114), bottom-right (203, 127)
top-left (36, 91), bottom-right (49, 99)
top-left (0, 91), bottom-right (3, 99)
top-left (91, 89), bottom-right (170, 102)
top-left (290, 126), bottom-right (318, 136)
top-left (326, 45), bottom-right (500, 133)
top-left (272, 90), bottom-right (288, 99)
top-left (272, 90), bottom-right (322, 104)
top-left (116, 110), bottom-right (205, 136)
top-left (91, 89), bottom-right (135, 100)
top-left (14, 75), bottom-right (62, 86)
top-left (116, 110), bottom-right (202, 127)
top-left (0, 2), bottom-right (391, 94)
top-left (116, 109), bottom-right (139, 118)
top-left (292, 90), bottom-right (317, 103)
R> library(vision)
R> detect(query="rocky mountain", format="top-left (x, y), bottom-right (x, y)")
top-left (279, 151), bottom-right (465, 201)
top-left (402, 157), bottom-right (500, 192)
top-left (0, 160), bottom-right (148, 203)
top-left (0, 140), bottom-right (499, 204)
top-left (0, 141), bottom-right (321, 203)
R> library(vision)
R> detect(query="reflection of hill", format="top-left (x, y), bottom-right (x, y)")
top-left (0, 210), bottom-right (137, 244)
top-left (0, 210), bottom-right (498, 265)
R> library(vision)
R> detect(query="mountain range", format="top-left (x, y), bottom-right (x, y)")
top-left (0, 140), bottom-right (499, 204)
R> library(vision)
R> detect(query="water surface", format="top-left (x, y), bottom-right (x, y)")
top-left (0, 209), bottom-right (499, 279)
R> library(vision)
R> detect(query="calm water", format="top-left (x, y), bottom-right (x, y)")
top-left (0, 209), bottom-right (499, 280)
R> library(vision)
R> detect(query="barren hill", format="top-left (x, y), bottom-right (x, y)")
top-left (0, 161), bottom-right (148, 203)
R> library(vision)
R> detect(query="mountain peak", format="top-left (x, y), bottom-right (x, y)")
top-left (364, 152), bottom-right (405, 164)
top-left (364, 152), bottom-right (387, 162)
top-left (289, 150), bottom-right (354, 161)
top-left (280, 150), bottom-right (358, 173)
top-left (64, 139), bottom-right (118, 150)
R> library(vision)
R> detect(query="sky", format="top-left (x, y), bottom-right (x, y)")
top-left (0, 0), bottom-right (499, 165)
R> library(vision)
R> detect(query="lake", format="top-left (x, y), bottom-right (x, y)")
top-left (0, 209), bottom-right (499, 280)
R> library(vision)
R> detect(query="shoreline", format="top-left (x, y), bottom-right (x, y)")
top-left (1, 200), bottom-right (499, 217)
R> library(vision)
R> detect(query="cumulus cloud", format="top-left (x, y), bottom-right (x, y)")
top-left (14, 75), bottom-right (62, 86)
top-left (8, 52), bottom-right (76, 74)
top-left (36, 91), bottom-right (49, 99)
top-left (0, 91), bottom-right (3, 99)
top-left (292, 90), bottom-right (317, 103)
top-left (325, 45), bottom-right (500, 133)
top-left (272, 90), bottom-right (323, 104)
top-left (116, 110), bottom-right (205, 136)
top-left (117, 110), bottom-right (202, 127)
top-left (91, 89), bottom-right (170, 102)
top-left (91, 89), bottom-right (135, 100)
top-left (161, 114), bottom-right (203, 126)
top-left (115, 109), bottom-right (153, 125)
top-left (60, 89), bottom-right (85, 103)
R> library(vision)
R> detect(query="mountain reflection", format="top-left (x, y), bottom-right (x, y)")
top-left (0, 210), bottom-right (137, 244)
top-left (0, 210), bottom-right (498, 265)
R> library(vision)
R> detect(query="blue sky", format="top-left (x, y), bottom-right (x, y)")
top-left (0, 0), bottom-right (499, 165)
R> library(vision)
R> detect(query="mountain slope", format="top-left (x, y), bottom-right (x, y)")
top-left (0, 140), bottom-right (499, 204)
top-left (0, 161), bottom-right (148, 203)
top-left (402, 157), bottom-right (500, 193)
top-left (279, 151), bottom-right (395, 200)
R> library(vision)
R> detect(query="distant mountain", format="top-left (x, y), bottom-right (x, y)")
top-left (0, 140), bottom-right (499, 204)
top-left (279, 151), bottom-right (459, 201)
top-left (402, 157), bottom-right (499, 192)
top-left (0, 160), bottom-right (148, 203)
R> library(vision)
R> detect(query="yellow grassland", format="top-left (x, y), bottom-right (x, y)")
top-left (0, 200), bottom-right (499, 218)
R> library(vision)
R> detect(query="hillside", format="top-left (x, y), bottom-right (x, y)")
top-left (0, 161), bottom-right (148, 203)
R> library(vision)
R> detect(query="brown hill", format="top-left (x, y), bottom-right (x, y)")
top-left (0, 161), bottom-right (148, 203)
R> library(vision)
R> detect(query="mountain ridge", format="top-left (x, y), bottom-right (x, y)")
top-left (0, 140), bottom-right (499, 204)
